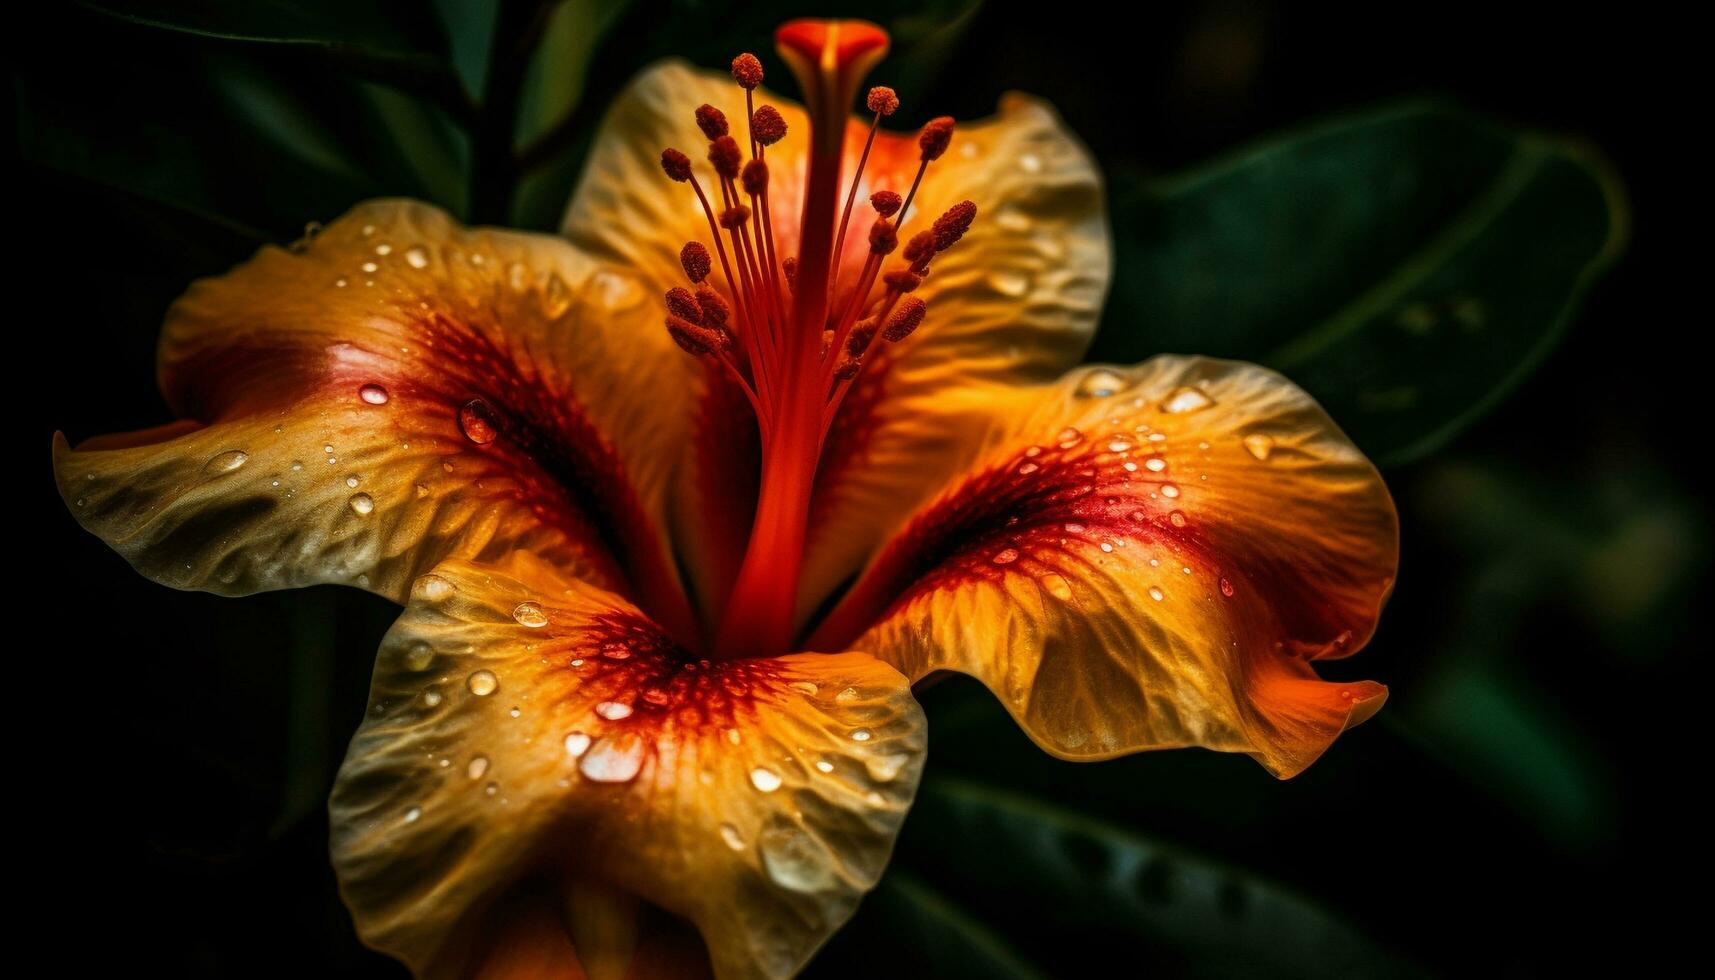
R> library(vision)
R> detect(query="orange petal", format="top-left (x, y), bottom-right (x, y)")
top-left (813, 357), bottom-right (1398, 778)
top-left (332, 554), bottom-right (924, 979)
top-left (560, 62), bottom-right (1107, 626)
top-left (55, 201), bottom-right (695, 637)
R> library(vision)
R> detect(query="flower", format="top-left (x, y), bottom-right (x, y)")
top-left (53, 18), bottom-right (1398, 980)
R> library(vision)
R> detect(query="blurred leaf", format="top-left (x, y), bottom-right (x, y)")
top-left (81, 0), bottom-right (452, 65)
top-left (1091, 102), bottom-right (1626, 466)
top-left (837, 776), bottom-right (1425, 979)
top-left (810, 869), bottom-right (1050, 980)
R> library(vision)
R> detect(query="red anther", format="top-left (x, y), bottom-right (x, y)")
top-left (667, 315), bottom-right (721, 356)
top-left (732, 52), bottom-right (764, 90)
top-left (741, 159), bottom-right (769, 196)
top-left (696, 286), bottom-right (730, 328)
top-left (660, 148), bottom-right (692, 182)
top-left (708, 135), bottom-right (742, 179)
top-left (719, 204), bottom-right (751, 229)
top-left (868, 218), bottom-right (898, 255)
top-left (883, 269), bottom-right (922, 292)
top-left (845, 318), bottom-right (878, 356)
top-left (932, 200), bottom-right (978, 251)
top-left (870, 190), bottom-right (902, 217)
top-left (902, 230), bottom-right (936, 263)
top-left (782, 256), bottom-right (798, 292)
top-left (882, 296), bottom-right (927, 341)
top-left (833, 355), bottom-right (862, 381)
top-left (751, 105), bottom-right (787, 145)
top-left (696, 104), bottom-right (729, 140)
top-left (665, 286), bottom-right (703, 323)
top-left (867, 86), bottom-right (899, 116)
top-left (918, 116), bottom-right (956, 161)
top-left (680, 242), bottom-right (712, 283)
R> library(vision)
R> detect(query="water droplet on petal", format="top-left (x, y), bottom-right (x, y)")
top-left (719, 822), bottom-right (746, 850)
top-left (759, 820), bottom-right (837, 892)
top-left (414, 574), bottom-right (454, 601)
top-left (348, 493), bottom-right (375, 515)
top-left (421, 687), bottom-right (443, 708)
top-left (1243, 434), bottom-right (1275, 460)
top-left (815, 759), bottom-right (836, 773)
top-left (1149, 587), bottom-right (1164, 601)
top-left (404, 641), bottom-right (434, 670)
top-left (595, 701), bottom-right (633, 720)
top-left (467, 756), bottom-right (489, 779)
top-left (563, 732), bottom-right (591, 757)
top-left (403, 806), bottom-right (422, 823)
top-left (749, 766), bottom-right (783, 792)
top-left (1161, 386), bottom-right (1215, 413)
top-left (788, 681), bottom-right (819, 695)
top-left (1144, 456), bottom-right (1167, 472)
top-left (1168, 511), bottom-right (1188, 528)
top-left (458, 398), bottom-right (500, 444)
top-left (1077, 370), bottom-right (1124, 398)
top-left (1161, 485), bottom-right (1180, 499)
top-left (1056, 427), bottom-right (1083, 448)
top-left (992, 548), bottom-right (1020, 565)
top-left (467, 670), bottom-right (498, 696)
top-left (835, 687), bottom-right (859, 703)
top-left (1107, 438), bottom-right (1132, 452)
top-left (1220, 577), bottom-right (1235, 597)
top-left (404, 246), bottom-right (429, 269)
top-left (205, 450), bottom-right (248, 474)
top-left (359, 383), bottom-right (390, 405)
top-left (511, 602), bottom-right (549, 628)
top-left (579, 733), bottom-right (645, 782)
top-left (865, 754), bottom-right (909, 783)
top-left (850, 728), bottom-right (872, 742)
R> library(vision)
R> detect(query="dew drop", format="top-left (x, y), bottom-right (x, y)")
top-left (1161, 485), bottom-right (1180, 499)
top-left (759, 821), bottom-right (837, 892)
top-left (511, 602), bottom-right (549, 628)
top-left (360, 261), bottom-right (379, 274)
top-left (1149, 587), bottom-right (1164, 601)
top-left (749, 766), bottom-right (783, 792)
top-left (563, 731), bottom-right (591, 757)
top-left (421, 687), bottom-right (443, 708)
top-left (348, 493), bottom-right (375, 515)
top-left (815, 759), bottom-right (836, 774)
top-left (595, 700), bottom-right (633, 721)
top-left (788, 681), bottom-right (819, 695)
top-left (1144, 456), bottom-right (1167, 472)
top-left (865, 753), bottom-right (909, 783)
top-left (404, 641), bottom-right (434, 670)
top-left (204, 450), bottom-right (248, 474)
top-left (835, 687), bottom-right (859, 703)
top-left (719, 822), bottom-right (747, 851)
top-left (1019, 153), bottom-right (1044, 173)
top-left (850, 728), bottom-right (872, 742)
top-left (467, 755), bottom-right (489, 779)
top-left (1161, 386), bottom-right (1215, 413)
top-left (484, 782), bottom-right (498, 796)
top-left (403, 806), bottom-right (422, 824)
top-left (374, 243), bottom-right (392, 256)
top-left (1168, 511), bottom-right (1188, 528)
top-left (992, 548), bottom-right (1020, 565)
top-left (1243, 434), bottom-right (1275, 460)
top-left (467, 670), bottom-right (498, 696)
top-left (1016, 461), bottom-right (1040, 476)
top-left (359, 383), bottom-right (389, 405)
top-left (404, 246), bottom-right (429, 269)
top-left (1056, 426), bottom-right (1083, 448)
top-left (579, 733), bottom-right (645, 782)
top-left (1220, 577), bottom-right (1235, 597)
top-left (1077, 370), bottom-right (1125, 398)
top-left (458, 398), bottom-right (500, 444)
top-left (1100, 542), bottom-right (1115, 553)
top-left (414, 574), bottom-right (454, 601)
top-left (1107, 438), bottom-right (1133, 452)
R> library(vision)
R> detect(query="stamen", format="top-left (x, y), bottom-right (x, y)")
top-left (665, 287), bottom-right (703, 322)
top-left (882, 269), bottom-right (920, 292)
top-left (917, 116), bottom-right (956, 162)
top-left (881, 296), bottom-right (927, 342)
top-left (870, 190), bottom-right (901, 218)
top-left (866, 86), bottom-right (899, 116)
top-left (695, 104), bottom-right (729, 140)
top-left (680, 242), bottom-right (711, 283)
top-left (731, 53), bottom-right (764, 90)
top-left (932, 200), bottom-right (978, 250)
top-left (707, 136), bottom-right (742, 181)
top-left (741, 159), bottom-right (769, 197)
top-left (659, 149), bottom-right (692, 182)
top-left (751, 105), bottom-right (787, 145)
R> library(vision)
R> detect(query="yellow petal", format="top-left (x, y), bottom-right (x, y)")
top-left (559, 62), bottom-right (1107, 625)
top-left (332, 554), bottom-right (924, 979)
top-left (56, 201), bottom-right (696, 635)
top-left (813, 357), bottom-right (1398, 778)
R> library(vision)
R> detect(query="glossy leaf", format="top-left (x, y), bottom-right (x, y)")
top-left (1091, 102), bottom-right (1625, 466)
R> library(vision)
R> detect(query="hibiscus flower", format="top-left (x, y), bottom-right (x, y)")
top-left (53, 18), bottom-right (1397, 979)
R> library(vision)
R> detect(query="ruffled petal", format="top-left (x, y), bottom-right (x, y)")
top-left (331, 554), bottom-right (925, 979)
top-left (813, 357), bottom-right (1398, 777)
top-left (56, 201), bottom-right (696, 637)
top-left (559, 62), bottom-right (1107, 625)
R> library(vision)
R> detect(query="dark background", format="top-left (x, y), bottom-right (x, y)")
top-left (14, 1), bottom-right (1695, 976)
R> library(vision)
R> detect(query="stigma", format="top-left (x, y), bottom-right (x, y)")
top-left (652, 19), bottom-right (980, 658)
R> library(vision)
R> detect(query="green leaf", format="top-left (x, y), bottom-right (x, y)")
top-left (840, 776), bottom-right (1424, 979)
top-left (1090, 102), bottom-right (1626, 466)
top-left (80, 0), bottom-right (451, 64)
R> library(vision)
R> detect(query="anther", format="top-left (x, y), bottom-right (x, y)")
top-left (882, 269), bottom-right (922, 292)
top-left (708, 136), bottom-right (742, 180)
top-left (867, 86), bottom-right (899, 116)
top-left (782, 256), bottom-right (798, 293)
top-left (833, 355), bottom-right (862, 382)
top-left (680, 242), bottom-right (712, 283)
top-left (902, 231), bottom-right (936, 263)
top-left (918, 116), bottom-right (956, 161)
top-left (665, 287), bottom-right (703, 323)
top-left (696, 104), bottom-right (729, 140)
top-left (845, 318), bottom-right (878, 356)
top-left (870, 190), bottom-right (902, 218)
top-left (732, 53), bottom-right (764, 90)
top-left (667, 315), bottom-right (727, 356)
top-left (932, 200), bottom-right (978, 251)
top-left (695, 286), bottom-right (731, 328)
top-left (741, 159), bottom-right (769, 196)
top-left (660, 148), bottom-right (692, 182)
top-left (751, 105), bottom-right (787, 145)
top-left (868, 219), bottom-right (898, 255)
top-left (719, 204), bottom-right (751, 229)
top-left (882, 296), bottom-right (927, 342)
